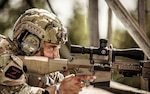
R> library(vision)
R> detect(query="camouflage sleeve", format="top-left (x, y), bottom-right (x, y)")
top-left (49, 71), bottom-right (64, 84)
top-left (18, 84), bottom-right (49, 94)
top-left (27, 71), bottom-right (64, 88)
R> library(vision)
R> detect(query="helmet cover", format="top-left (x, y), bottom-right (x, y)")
top-left (13, 8), bottom-right (67, 55)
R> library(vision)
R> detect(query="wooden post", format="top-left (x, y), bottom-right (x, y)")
top-left (138, 0), bottom-right (146, 32)
top-left (88, 0), bottom-right (99, 47)
top-left (138, 0), bottom-right (149, 91)
top-left (107, 7), bottom-right (112, 45)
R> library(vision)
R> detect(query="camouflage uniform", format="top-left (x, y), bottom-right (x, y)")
top-left (0, 8), bottom-right (67, 94)
top-left (0, 35), bottom-right (46, 94)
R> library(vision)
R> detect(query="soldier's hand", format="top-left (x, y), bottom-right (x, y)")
top-left (59, 74), bottom-right (96, 94)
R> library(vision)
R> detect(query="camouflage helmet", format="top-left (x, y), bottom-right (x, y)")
top-left (13, 8), bottom-right (67, 55)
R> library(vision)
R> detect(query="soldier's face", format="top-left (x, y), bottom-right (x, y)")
top-left (35, 42), bottom-right (60, 58)
top-left (43, 42), bottom-right (60, 58)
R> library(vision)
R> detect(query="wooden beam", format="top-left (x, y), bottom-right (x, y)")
top-left (105, 0), bottom-right (150, 60)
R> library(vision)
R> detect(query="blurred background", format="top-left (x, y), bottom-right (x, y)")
top-left (0, 0), bottom-right (141, 47)
top-left (1, 0), bottom-right (150, 92)
top-left (1, 0), bottom-right (149, 48)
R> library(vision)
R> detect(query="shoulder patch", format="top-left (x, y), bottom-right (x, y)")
top-left (5, 66), bottom-right (23, 79)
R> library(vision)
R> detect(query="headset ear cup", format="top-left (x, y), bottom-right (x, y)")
top-left (13, 21), bottom-right (45, 56)
top-left (20, 32), bottom-right (41, 55)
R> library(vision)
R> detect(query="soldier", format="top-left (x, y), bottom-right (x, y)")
top-left (0, 8), bottom-right (95, 94)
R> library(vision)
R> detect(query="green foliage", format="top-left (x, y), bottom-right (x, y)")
top-left (0, 0), bottom-right (30, 37)
top-left (60, 1), bottom-right (89, 58)
top-left (31, 0), bottom-right (46, 8)
top-left (112, 29), bottom-right (138, 49)
top-left (0, 0), bottom-right (47, 37)
top-left (67, 1), bottom-right (89, 46)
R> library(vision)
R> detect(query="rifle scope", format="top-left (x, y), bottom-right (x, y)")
top-left (71, 39), bottom-right (144, 60)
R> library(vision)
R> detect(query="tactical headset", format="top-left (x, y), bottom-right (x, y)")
top-left (13, 8), bottom-right (67, 55)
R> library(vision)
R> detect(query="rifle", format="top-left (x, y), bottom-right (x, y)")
top-left (70, 39), bottom-right (146, 86)
top-left (19, 39), bottom-right (150, 87)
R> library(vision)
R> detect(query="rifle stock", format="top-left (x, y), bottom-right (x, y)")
top-left (19, 55), bottom-right (112, 86)
top-left (19, 56), bottom-right (68, 74)
top-left (19, 56), bottom-right (95, 75)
